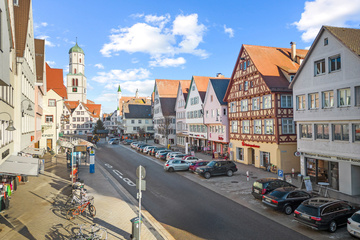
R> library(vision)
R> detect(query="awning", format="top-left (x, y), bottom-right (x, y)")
top-left (0, 155), bottom-right (39, 176)
top-left (21, 147), bottom-right (46, 156)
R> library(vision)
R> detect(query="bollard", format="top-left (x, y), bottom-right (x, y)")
top-left (292, 168), bottom-right (294, 178)
top-left (246, 171), bottom-right (249, 181)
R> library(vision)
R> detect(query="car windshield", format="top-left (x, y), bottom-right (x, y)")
top-left (270, 191), bottom-right (288, 198)
top-left (253, 182), bottom-right (263, 189)
top-left (351, 213), bottom-right (360, 222)
top-left (297, 204), bottom-right (319, 216)
top-left (207, 161), bottom-right (216, 167)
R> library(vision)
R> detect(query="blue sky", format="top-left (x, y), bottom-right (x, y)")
top-left (32, 0), bottom-right (360, 113)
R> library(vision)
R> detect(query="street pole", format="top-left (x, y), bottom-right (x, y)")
top-left (138, 170), bottom-right (141, 240)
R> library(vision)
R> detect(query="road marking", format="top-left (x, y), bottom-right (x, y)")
top-left (105, 163), bottom-right (113, 168)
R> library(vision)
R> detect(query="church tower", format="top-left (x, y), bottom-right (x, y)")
top-left (67, 41), bottom-right (87, 102)
top-left (117, 85), bottom-right (122, 116)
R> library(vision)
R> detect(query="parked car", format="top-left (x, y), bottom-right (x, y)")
top-left (183, 156), bottom-right (201, 163)
top-left (156, 150), bottom-right (171, 159)
top-left (151, 147), bottom-right (167, 156)
top-left (164, 160), bottom-right (190, 172)
top-left (166, 152), bottom-right (182, 161)
top-left (108, 138), bottom-right (120, 144)
top-left (293, 197), bottom-right (358, 233)
top-left (347, 210), bottom-right (360, 237)
top-left (123, 139), bottom-right (133, 145)
top-left (189, 160), bottom-right (210, 173)
top-left (262, 187), bottom-right (312, 215)
top-left (143, 146), bottom-right (156, 154)
top-left (251, 178), bottom-right (296, 200)
top-left (130, 142), bottom-right (138, 148)
top-left (160, 151), bottom-right (173, 160)
top-left (138, 144), bottom-right (150, 152)
top-left (170, 154), bottom-right (188, 160)
top-left (196, 160), bottom-right (237, 179)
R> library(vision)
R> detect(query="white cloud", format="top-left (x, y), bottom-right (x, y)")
top-left (94, 63), bottom-right (104, 69)
top-left (37, 35), bottom-right (55, 47)
top-left (87, 82), bottom-right (94, 90)
top-left (41, 22), bottom-right (48, 27)
top-left (92, 68), bottom-right (151, 84)
top-left (131, 58), bottom-right (140, 64)
top-left (118, 80), bottom-right (154, 96)
top-left (293, 0), bottom-right (360, 42)
top-left (46, 60), bottom-right (56, 67)
top-left (95, 93), bottom-right (118, 102)
top-left (100, 13), bottom-right (208, 61)
top-left (149, 57), bottom-right (186, 67)
top-left (224, 25), bottom-right (234, 38)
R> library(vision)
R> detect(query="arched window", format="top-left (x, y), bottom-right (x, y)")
top-left (80, 58), bottom-right (81, 63)
top-left (74, 69), bottom-right (77, 74)
top-left (72, 78), bottom-right (75, 86)
top-left (76, 79), bottom-right (78, 86)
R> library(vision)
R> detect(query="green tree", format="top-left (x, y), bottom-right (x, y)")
top-left (93, 119), bottom-right (105, 134)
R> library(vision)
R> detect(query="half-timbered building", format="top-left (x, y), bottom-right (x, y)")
top-left (224, 44), bottom-right (308, 173)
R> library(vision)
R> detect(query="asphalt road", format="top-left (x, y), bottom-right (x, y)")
top-left (96, 143), bottom-right (311, 240)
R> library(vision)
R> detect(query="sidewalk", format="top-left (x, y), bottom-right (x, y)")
top-left (0, 152), bottom-right (171, 239)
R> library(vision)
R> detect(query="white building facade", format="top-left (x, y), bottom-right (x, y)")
top-left (291, 26), bottom-right (360, 196)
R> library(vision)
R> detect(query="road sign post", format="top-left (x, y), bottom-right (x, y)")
top-left (135, 166), bottom-right (146, 240)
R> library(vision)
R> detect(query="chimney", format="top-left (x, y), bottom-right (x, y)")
top-left (290, 42), bottom-right (296, 62)
top-left (216, 73), bottom-right (224, 78)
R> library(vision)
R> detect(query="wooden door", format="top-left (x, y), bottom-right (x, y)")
top-left (47, 139), bottom-right (52, 150)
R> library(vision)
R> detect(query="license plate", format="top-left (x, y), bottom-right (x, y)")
top-left (300, 213), bottom-right (310, 219)
top-left (265, 198), bottom-right (271, 203)
top-left (254, 189), bottom-right (259, 194)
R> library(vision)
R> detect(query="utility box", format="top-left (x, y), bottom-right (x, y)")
top-left (130, 217), bottom-right (142, 240)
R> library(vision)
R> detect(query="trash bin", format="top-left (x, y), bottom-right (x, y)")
top-left (130, 217), bottom-right (142, 240)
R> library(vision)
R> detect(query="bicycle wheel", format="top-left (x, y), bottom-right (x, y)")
top-left (88, 204), bottom-right (96, 217)
top-left (66, 208), bottom-right (76, 220)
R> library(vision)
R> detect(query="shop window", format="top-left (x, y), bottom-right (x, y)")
top-left (315, 124), bottom-right (329, 140)
top-left (322, 91), bottom-right (334, 108)
top-left (300, 124), bottom-right (312, 139)
top-left (260, 151), bottom-right (270, 168)
top-left (306, 158), bottom-right (339, 190)
top-left (353, 124), bottom-right (360, 142)
top-left (236, 147), bottom-right (244, 161)
top-left (332, 124), bottom-right (349, 141)
top-left (355, 86), bottom-right (360, 107)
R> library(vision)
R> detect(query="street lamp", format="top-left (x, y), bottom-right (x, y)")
top-left (21, 99), bottom-right (33, 117)
top-left (0, 112), bottom-right (16, 131)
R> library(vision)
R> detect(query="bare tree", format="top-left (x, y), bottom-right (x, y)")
top-left (138, 127), bottom-right (146, 141)
top-left (156, 116), bottom-right (173, 146)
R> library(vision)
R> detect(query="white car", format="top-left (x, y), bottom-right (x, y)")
top-left (183, 156), bottom-right (202, 163)
top-left (348, 210), bottom-right (360, 238)
top-left (143, 146), bottom-right (156, 154)
top-left (166, 152), bottom-right (182, 161)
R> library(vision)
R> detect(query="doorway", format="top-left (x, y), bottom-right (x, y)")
top-left (47, 139), bottom-right (52, 151)
top-left (248, 148), bottom-right (255, 165)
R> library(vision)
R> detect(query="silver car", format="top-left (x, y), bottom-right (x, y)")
top-left (166, 152), bottom-right (182, 161)
top-left (348, 210), bottom-right (360, 238)
top-left (164, 160), bottom-right (190, 172)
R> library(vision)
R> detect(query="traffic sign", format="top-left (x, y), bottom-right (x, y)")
top-left (278, 169), bottom-right (284, 179)
top-left (136, 166), bottom-right (146, 180)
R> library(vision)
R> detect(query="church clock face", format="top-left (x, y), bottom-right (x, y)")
top-left (73, 87), bottom-right (77, 92)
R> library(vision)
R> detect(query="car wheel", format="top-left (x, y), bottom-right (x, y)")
top-left (204, 172), bottom-right (211, 179)
top-left (284, 205), bottom-right (293, 215)
top-left (226, 170), bottom-right (233, 177)
top-left (168, 167), bottom-right (174, 172)
top-left (328, 220), bottom-right (337, 233)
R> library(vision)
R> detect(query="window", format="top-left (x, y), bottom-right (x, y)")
top-left (241, 99), bottom-right (248, 111)
top-left (252, 97), bottom-right (260, 110)
top-left (322, 91), bottom-right (334, 108)
top-left (329, 55), bottom-right (341, 72)
top-left (239, 84), bottom-right (242, 91)
top-left (333, 124), bottom-right (349, 141)
top-left (355, 86), bottom-right (360, 106)
top-left (314, 59), bottom-right (325, 76)
top-left (338, 88), bottom-right (350, 107)
top-left (45, 115), bottom-right (53, 123)
top-left (324, 38), bottom-right (328, 46)
top-left (138, 120), bottom-right (142, 124)
top-left (290, 76), bottom-right (295, 82)
top-left (194, 111), bottom-right (198, 118)
top-left (210, 95), bottom-right (213, 102)
top-left (282, 119), bottom-right (295, 134)
top-left (48, 99), bottom-right (56, 107)
top-left (73, 117), bottom-right (76, 122)
top-left (281, 95), bottom-right (292, 108)
top-left (308, 93), bottom-right (319, 109)
top-left (296, 95), bottom-right (305, 110)
top-left (131, 120), bottom-right (135, 124)
top-left (300, 124), bottom-right (312, 139)
top-left (242, 120), bottom-right (250, 134)
top-left (133, 127), bottom-right (137, 130)
top-left (77, 117), bottom-right (80, 122)
top-left (254, 120), bottom-right (262, 134)
top-left (191, 98), bottom-right (194, 105)
top-left (230, 102), bottom-right (236, 113)
top-left (264, 119), bottom-right (273, 134)
top-left (244, 81), bottom-right (248, 91)
top-left (263, 95), bottom-right (271, 109)
top-left (315, 124), bottom-right (329, 140)
top-left (243, 61), bottom-right (247, 70)
top-left (231, 121), bottom-right (238, 133)
top-left (223, 108), bottom-right (226, 115)
top-left (237, 148), bottom-right (244, 161)
top-left (353, 124), bottom-right (360, 142)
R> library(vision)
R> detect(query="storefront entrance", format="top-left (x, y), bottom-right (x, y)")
top-left (306, 158), bottom-right (339, 190)
top-left (47, 139), bottom-right (52, 151)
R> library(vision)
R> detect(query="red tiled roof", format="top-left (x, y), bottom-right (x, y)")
top-left (179, 80), bottom-right (191, 99)
top-left (155, 79), bottom-right (185, 97)
top-left (84, 103), bottom-right (101, 118)
top-left (46, 63), bottom-right (67, 99)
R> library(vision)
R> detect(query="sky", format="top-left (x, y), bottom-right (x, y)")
top-left (32, 0), bottom-right (360, 113)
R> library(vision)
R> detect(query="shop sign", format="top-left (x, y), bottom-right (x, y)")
top-left (294, 151), bottom-right (301, 157)
top-left (42, 134), bottom-right (53, 137)
top-left (74, 145), bottom-right (87, 152)
top-left (2, 149), bottom-right (9, 159)
top-left (218, 136), bottom-right (224, 140)
top-left (305, 153), bottom-right (360, 164)
top-left (242, 141), bottom-right (260, 148)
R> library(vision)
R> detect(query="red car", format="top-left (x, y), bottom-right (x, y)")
top-left (189, 160), bottom-right (210, 173)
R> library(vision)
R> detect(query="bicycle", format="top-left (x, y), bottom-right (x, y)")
top-left (70, 224), bottom-right (108, 240)
top-left (66, 196), bottom-right (96, 220)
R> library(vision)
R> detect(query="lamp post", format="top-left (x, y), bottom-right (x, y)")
top-left (0, 112), bottom-right (16, 131)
